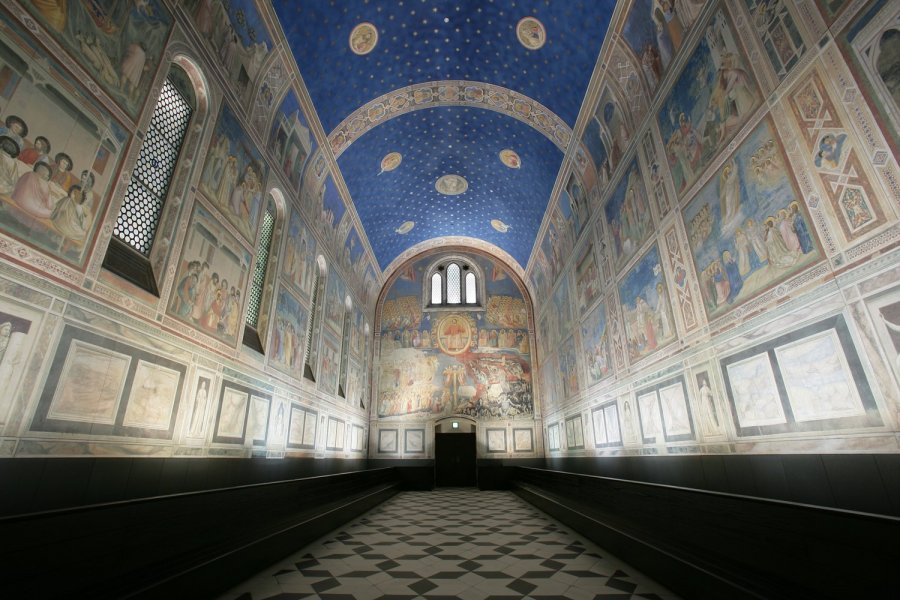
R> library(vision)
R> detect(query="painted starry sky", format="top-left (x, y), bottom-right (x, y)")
top-left (339, 106), bottom-right (563, 269)
top-left (273, 0), bottom-right (614, 271)
top-left (274, 0), bottom-right (613, 131)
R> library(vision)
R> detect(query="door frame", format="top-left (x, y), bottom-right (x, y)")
top-left (433, 415), bottom-right (477, 487)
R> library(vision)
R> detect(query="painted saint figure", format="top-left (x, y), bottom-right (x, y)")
top-left (11, 161), bottom-right (54, 219)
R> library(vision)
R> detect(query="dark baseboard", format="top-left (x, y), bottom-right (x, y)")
top-left (127, 484), bottom-right (399, 599)
top-left (514, 484), bottom-right (764, 600)
top-left (0, 468), bottom-right (399, 598)
top-left (368, 459), bottom-right (435, 489)
top-left (513, 467), bottom-right (900, 599)
top-left (0, 456), bottom-right (368, 516)
top-left (546, 454), bottom-right (900, 516)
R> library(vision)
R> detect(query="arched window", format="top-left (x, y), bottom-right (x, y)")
top-left (425, 257), bottom-right (482, 309)
top-left (303, 257), bottom-right (327, 381)
top-left (446, 263), bottom-right (461, 304)
top-left (465, 272), bottom-right (476, 304)
top-left (243, 195), bottom-right (280, 352)
top-left (431, 272), bottom-right (442, 305)
top-left (338, 296), bottom-right (352, 398)
top-left (360, 323), bottom-right (370, 410)
top-left (103, 66), bottom-right (196, 293)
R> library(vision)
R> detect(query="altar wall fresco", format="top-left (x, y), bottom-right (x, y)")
top-left (372, 251), bottom-right (541, 459)
top-left (0, 1), bottom-right (379, 462)
top-left (529, 0), bottom-right (900, 460)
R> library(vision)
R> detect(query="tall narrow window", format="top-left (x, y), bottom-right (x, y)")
top-left (104, 72), bottom-right (194, 293)
top-left (465, 272), bottom-right (476, 304)
top-left (431, 272), bottom-right (442, 305)
top-left (304, 264), bottom-right (325, 381)
top-left (360, 324), bottom-right (370, 410)
top-left (447, 263), bottom-right (461, 304)
top-left (338, 298), bottom-right (351, 398)
top-left (243, 197), bottom-right (277, 351)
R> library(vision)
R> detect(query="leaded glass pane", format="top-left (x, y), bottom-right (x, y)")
top-left (447, 264), bottom-right (461, 304)
top-left (466, 272), bottom-right (476, 304)
top-left (431, 273), bottom-right (442, 304)
top-left (246, 205), bottom-right (275, 329)
top-left (113, 77), bottom-right (192, 256)
top-left (305, 274), bottom-right (322, 373)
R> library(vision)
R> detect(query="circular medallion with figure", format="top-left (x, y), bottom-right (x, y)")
top-left (516, 17), bottom-right (546, 50)
top-left (436, 174), bottom-right (468, 195)
top-left (436, 315), bottom-right (473, 355)
top-left (349, 22), bottom-right (378, 55)
top-left (499, 149), bottom-right (521, 169)
top-left (380, 152), bottom-right (402, 173)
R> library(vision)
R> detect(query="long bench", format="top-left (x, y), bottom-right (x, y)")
top-left (512, 466), bottom-right (899, 600)
top-left (0, 466), bottom-right (399, 598)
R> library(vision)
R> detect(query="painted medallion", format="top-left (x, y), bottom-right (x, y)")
top-left (491, 219), bottom-right (512, 233)
top-left (395, 220), bottom-right (415, 234)
top-left (499, 149), bottom-right (521, 168)
top-left (380, 152), bottom-right (402, 173)
top-left (436, 174), bottom-right (468, 195)
top-left (349, 22), bottom-right (378, 55)
top-left (517, 17), bottom-right (547, 50)
top-left (435, 315), bottom-right (474, 355)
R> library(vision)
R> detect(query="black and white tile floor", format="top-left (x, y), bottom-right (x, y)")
top-left (221, 489), bottom-right (679, 600)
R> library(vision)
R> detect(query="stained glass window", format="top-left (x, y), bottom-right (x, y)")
top-left (113, 77), bottom-right (192, 255)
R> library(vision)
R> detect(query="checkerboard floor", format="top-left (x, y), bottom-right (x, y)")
top-left (220, 489), bottom-right (680, 600)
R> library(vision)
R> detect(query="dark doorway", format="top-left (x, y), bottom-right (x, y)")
top-left (434, 432), bottom-right (476, 487)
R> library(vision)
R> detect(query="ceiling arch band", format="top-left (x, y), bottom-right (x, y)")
top-left (326, 80), bottom-right (573, 159)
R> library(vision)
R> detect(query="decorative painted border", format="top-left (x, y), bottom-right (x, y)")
top-left (326, 81), bottom-right (573, 158)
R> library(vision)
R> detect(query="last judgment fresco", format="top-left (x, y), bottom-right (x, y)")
top-left (377, 254), bottom-right (533, 421)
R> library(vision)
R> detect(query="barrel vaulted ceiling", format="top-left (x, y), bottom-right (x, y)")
top-left (272, 0), bottom-right (615, 271)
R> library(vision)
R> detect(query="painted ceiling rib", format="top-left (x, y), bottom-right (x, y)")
top-left (326, 81), bottom-right (573, 158)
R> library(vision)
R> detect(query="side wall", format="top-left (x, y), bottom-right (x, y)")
top-left (528, 0), bottom-right (900, 513)
top-left (0, 1), bottom-right (377, 513)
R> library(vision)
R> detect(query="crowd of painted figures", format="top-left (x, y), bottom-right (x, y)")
top-left (171, 261), bottom-right (244, 338)
top-left (0, 115), bottom-right (96, 247)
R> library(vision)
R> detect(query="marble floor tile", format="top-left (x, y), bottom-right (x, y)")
top-left (218, 489), bottom-right (678, 600)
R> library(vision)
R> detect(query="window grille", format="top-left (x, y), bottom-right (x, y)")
top-left (304, 271), bottom-right (323, 379)
top-left (431, 272), bottom-right (442, 304)
top-left (113, 78), bottom-right (192, 255)
top-left (465, 272), bottom-right (476, 304)
top-left (246, 201), bottom-right (275, 329)
top-left (447, 263), bottom-right (461, 304)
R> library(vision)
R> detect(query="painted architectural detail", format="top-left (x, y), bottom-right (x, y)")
top-left (787, 68), bottom-right (886, 241)
top-left (326, 82), bottom-right (573, 159)
top-left (663, 224), bottom-right (700, 334)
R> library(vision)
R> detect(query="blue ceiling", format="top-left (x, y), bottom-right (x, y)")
top-left (339, 107), bottom-right (563, 269)
top-left (274, 0), bottom-right (614, 131)
top-left (273, 0), bottom-right (615, 272)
